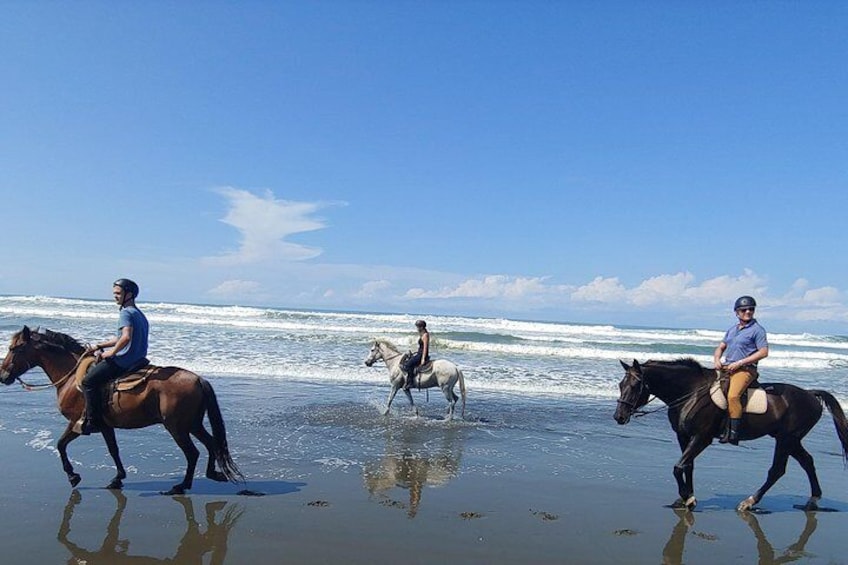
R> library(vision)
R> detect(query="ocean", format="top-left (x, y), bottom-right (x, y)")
top-left (1, 294), bottom-right (848, 502)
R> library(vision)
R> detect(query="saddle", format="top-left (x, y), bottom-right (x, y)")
top-left (709, 372), bottom-right (769, 414)
top-left (74, 355), bottom-right (156, 394)
top-left (400, 352), bottom-right (433, 376)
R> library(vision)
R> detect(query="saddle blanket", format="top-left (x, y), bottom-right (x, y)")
top-left (709, 381), bottom-right (768, 414)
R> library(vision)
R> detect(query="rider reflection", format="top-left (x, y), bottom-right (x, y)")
top-left (57, 489), bottom-right (244, 564)
top-left (363, 425), bottom-right (463, 518)
top-left (660, 510), bottom-right (818, 565)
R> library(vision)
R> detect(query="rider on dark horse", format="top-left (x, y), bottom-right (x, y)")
top-left (403, 320), bottom-right (430, 391)
top-left (80, 278), bottom-right (149, 435)
top-left (713, 295), bottom-right (769, 445)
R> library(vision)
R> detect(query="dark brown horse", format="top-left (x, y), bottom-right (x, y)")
top-left (614, 359), bottom-right (848, 511)
top-left (0, 326), bottom-right (243, 494)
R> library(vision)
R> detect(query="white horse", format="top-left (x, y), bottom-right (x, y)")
top-left (364, 339), bottom-right (466, 419)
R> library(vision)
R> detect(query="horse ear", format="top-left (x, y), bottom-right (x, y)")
top-left (21, 325), bottom-right (31, 341)
top-left (619, 360), bottom-right (630, 371)
top-left (632, 359), bottom-right (641, 372)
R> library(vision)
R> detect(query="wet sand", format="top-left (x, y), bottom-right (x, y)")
top-left (1, 433), bottom-right (847, 563)
top-left (2, 380), bottom-right (848, 564)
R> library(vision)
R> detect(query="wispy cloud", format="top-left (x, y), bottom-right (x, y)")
top-left (203, 187), bottom-right (340, 266)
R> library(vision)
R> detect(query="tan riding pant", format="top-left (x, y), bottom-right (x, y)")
top-left (727, 367), bottom-right (757, 419)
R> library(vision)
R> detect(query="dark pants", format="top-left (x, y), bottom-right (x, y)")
top-left (403, 353), bottom-right (429, 375)
top-left (81, 358), bottom-right (122, 421)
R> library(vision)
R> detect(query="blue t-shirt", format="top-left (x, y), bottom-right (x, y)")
top-left (114, 306), bottom-right (149, 369)
top-left (722, 319), bottom-right (768, 364)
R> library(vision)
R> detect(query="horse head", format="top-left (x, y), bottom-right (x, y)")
top-left (614, 359), bottom-right (651, 425)
top-left (0, 325), bottom-right (36, 384)
top-left (364, 340), bottom-right (384, 367)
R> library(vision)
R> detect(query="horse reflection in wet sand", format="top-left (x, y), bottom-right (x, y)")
top-left (363, 429), bottom-right (462, 518)
top-left (661, 508), bottom-right (818, 565)
top-left (58, 489), bottom-right (244, 564)
top-left (615, 359), bottom-right (848, 512)
top-left (364, 339), bottom-right (466, 419)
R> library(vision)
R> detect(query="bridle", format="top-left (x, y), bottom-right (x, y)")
top-left (3, 341), bottom-right (87, 392)
top-left (618, 367), bottom-right (715, 419)
top-left (367, 343), bottom-right (404, 365)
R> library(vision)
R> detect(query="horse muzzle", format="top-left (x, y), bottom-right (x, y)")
top-left (0, 369), bottom-right (15, 385)
top-left (613, 402), bottom-right (632, 425)
top-left (364, 359), bottom-right (374, 367)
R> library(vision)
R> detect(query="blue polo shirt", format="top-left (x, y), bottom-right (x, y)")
top-left (722, 319), bottom-right (768, 364)
top-left (114, 306), bottom-right (149, 369)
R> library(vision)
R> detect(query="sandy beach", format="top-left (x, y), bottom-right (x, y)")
top-left (2, 376), bottom-right (848, 564)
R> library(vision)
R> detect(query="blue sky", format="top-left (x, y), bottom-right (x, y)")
top-left (1, 2), bottom-right (847, 332)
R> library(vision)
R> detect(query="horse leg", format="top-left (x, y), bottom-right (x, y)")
top-left (57, 422), bottom-right (83, 487)
top-left (442, 385), bottom-right (456, 420)
top-left (384, 383), bottom-right (402, 416)
top-left (738, 438), bottom-right (791, 512)
top-left (789, 440), bottom-right (822, 510)
top-left (191, 423), bottom-right (228, 482)
top-left (671, 434), bottom-right (711, 509)
top-left (100, 427), bottom-right (127, 489)
top-left (404, 388), bottom-right (417, 416)
top-left (162, 428), bottom-right (200, 496)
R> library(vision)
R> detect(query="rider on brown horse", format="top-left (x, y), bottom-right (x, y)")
top-left (80, 278), bottom-right (149, 435)
top-left (713, 295), bottom-right (769, 445)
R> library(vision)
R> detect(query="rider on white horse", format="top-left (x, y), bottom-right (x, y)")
top-left (402, 320), bottom-right (430, 391)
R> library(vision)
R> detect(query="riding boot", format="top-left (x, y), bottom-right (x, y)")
top-left (726, 418), bottom-right (742, 445)
top-left (403, 369), bottom-right (414, 391)
top-left (719, 418), bottom-right (742, 445)
top-left (80, 386), bottom-right (102, 435)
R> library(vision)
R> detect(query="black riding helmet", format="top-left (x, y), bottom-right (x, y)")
top-left (734, 295), bottom-right (756, 311)
top-left (114, 278), bottom-right (140, 299)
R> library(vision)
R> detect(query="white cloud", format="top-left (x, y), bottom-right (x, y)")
top-left (204, 187), bottom-right (339, 266)
top-left (355, 279), bottom-right (391, 298)
top-left (207, 279), bottom-right (262, 298)
top-left (405, 275), bottom-right (554, 300)
top-left (571, 276), bottom-right (627, 303)
top-left (570, 269), bottom-right (768, 308)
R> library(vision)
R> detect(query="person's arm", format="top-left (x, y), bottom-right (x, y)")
top-left (101, 326), bottom-right (133, 359)
top-left (420, 333), bottom-right (429, 365)
top-left (713, 342), bottom-right (727, 369)
top-left (725, 346), bottom-right (768, 373)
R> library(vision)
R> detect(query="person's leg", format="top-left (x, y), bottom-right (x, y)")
top-left (722, 369), bottom-right (753, 445)
top-left (80, 359), bottom-right (120, 434)
top-left (403, 353), bottom-right (421, 390)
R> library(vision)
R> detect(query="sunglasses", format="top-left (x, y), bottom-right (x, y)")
top-left (736, 307), bottom-right (755, 314)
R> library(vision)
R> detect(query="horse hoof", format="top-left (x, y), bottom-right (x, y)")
top-left (106, 479), bottom-right (123, 490)
top-left (685, 496), bottom-right (697, 510)
top-left (207, 471), bottom-right (228, 483)
top-left (796, 497), bottom-right (820, 511)
top-left (737, 496), bottom-right (757, 512)
top-left (68, 474), bottom-right (81, 488)
top-left (161, 485), bottom-right (186, 496)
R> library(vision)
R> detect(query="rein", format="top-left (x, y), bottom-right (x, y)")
top-left (632, 376), bottom-right (715, 419)
top-left (17, 352), bottom-right (89, 392)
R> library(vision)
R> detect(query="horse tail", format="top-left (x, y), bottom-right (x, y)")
top-left (200, 378), bottom-right (245, 483)
top-left (458, 369), bottom-right (466, 418)
top-left (812, 390), bottom-right (848, 465)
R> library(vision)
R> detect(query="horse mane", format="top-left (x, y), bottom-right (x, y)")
top-left (646, 357), bottom-right (709, 374)
top-left (31, 328), bottom-right (86, 355)
top-left (374, 338), bottom-right (401, 353)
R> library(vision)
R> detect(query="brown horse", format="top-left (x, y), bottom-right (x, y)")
top-left (614, 359), bottom-right (848, 512)
top-left (0, 326), bottom-right (243, 494)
